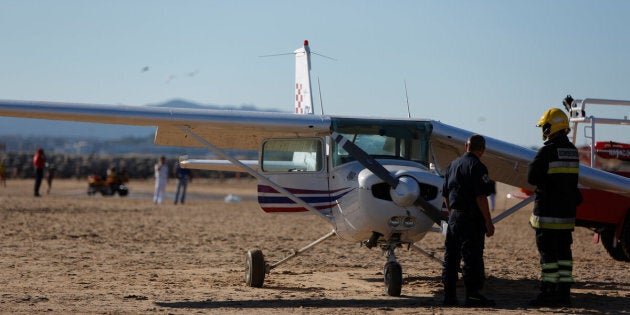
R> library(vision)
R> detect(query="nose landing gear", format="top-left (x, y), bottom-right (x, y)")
top-left (380, 233), bottom-right (403, 296)
top-left (383, 259), bottom-right (403, 296)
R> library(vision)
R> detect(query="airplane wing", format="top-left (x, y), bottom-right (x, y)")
top-left (0, 100), bottom-right (331, 151)
top-left (430, 120), bottom-right (630, 198)
top-left (0, 99), bottom-right (628, 198)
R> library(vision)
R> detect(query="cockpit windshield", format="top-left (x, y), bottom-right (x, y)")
top-left (331, 117), bottom-right (432, 167)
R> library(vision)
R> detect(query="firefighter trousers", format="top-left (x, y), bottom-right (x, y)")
top-left (535, 229), bottom-right (574, 287)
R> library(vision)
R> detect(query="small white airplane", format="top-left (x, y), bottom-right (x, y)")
top-left (1, 40), bottom-right (629, 296)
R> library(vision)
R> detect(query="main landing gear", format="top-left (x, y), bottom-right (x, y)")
top-left (245, 229), bottom-right (446, 297)
top-left (245, 230), bottom-right (336, 288)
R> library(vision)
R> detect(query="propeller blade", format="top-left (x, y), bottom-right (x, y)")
top-left (331, 132), bottom-right (399, 188)
top-left (414, 195), bottom-right (448, 225)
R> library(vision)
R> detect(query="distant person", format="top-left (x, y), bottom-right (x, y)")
top-left (174, 161), bottom-right (191, 205)
top-left (0, 159), bottom-right (6, 187)
top-left (441, 134), bottom-right (496, 307)
top-left (153, 156), bottom-right (168, 204)
top-left (106, 166), bottom-right (118, 186)
top-left (46, 162), bottom-right (57, 194)
top-left (33, 148), bottom-right (46, 197)
top-left (118, 165), bottom-right (129, 184)
top-left (488, 180), bottom-right (497, 212)
top-left (528, 108), bottom-right (582, 307)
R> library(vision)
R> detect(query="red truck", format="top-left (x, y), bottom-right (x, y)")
top-left (567, 97), bottom-right (630, 261)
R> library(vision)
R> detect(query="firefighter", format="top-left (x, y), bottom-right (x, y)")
top-left (527, 107), bottom-right (582, 307)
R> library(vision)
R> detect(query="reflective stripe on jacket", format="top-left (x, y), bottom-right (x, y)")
top-left (529, 214), bottom-right (576, 229)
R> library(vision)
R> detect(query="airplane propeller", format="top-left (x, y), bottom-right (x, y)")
top-left (331, 132), bottom-right (447, 225)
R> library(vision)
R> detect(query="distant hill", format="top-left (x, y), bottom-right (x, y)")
top-left (0, 99), bottom-right (285, 140)
top-left (148, 99), bottom-right (280, 112)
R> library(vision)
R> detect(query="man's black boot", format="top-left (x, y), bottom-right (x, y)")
top-left (443, 287), bottom-right (458, 306)
top-left (465, 291), bottom-right (495, 307)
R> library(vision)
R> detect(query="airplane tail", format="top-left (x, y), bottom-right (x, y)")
top-left (294, 40), bottom-right (313, 115)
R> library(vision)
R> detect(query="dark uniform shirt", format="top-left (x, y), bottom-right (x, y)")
top-left (442, 152), bottom-right (493, 224)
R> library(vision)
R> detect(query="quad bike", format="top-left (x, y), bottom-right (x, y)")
top-left (87, 174), bottom-right (129, 196)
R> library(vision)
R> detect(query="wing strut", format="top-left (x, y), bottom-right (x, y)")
top-left (179, 127), bottom-right (333, 224)
top-left (491, 195), bottom-right (535, 224)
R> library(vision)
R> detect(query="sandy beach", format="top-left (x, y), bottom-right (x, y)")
top-left (0, 178), bottom-right (628, 314)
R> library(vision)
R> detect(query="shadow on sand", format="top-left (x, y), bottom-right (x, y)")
top-left (155, 275), bottom-right (629, 313)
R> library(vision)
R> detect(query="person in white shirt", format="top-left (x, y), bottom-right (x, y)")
top-left (153, 156), bottom-right (169, 204)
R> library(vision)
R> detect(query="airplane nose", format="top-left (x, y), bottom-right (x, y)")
top-left (390, 176), bottom-right (420, 207)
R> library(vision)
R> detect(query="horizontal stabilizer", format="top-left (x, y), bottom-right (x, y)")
top-left (180, 158), bottom-right (258, 172)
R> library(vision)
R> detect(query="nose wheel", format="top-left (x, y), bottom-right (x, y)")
top-left (383, 261), bottom-right (402, 296)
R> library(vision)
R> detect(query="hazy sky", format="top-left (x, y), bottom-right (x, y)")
top-left (1, 1), bottom-right (629, 147)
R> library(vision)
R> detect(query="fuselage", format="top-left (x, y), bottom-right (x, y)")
top-left (256, 117), bottom-right (445, 244)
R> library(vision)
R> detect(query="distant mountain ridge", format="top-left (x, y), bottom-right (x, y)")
top-left (148, 99), bottom-right (283, 112)
top-left (0, 99), bottom-right (285, 140)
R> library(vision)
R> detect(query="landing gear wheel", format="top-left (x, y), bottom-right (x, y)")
top-left (601, 229), bottom-right (629, 262)
top-left (621, 212), bottom-right (630, 261)
top-left (383, 261), bottom-right (402, 296)
top-left (245, 249), bottom-right (266, 287)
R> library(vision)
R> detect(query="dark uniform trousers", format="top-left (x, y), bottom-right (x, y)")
top-left (442, 210), bottom-right (485, 297)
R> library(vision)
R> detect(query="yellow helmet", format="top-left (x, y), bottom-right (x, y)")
top-left (536, 108), bottom-right (570, 140)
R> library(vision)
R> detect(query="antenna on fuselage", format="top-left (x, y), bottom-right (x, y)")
top-left (317, 76), bottom-right (325, 115)
top-left (404, 80), bottom-right (411, 118)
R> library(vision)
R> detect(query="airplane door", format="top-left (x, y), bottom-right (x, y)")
top-left (257, 138), bottom-right (331, 214)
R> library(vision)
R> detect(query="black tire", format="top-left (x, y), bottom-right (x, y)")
top-left (117, 186), bottom-right (129, 197)
top-left (620, 212), bottom-right (630, 261)
top-left (384, 261), bottom-right (403, 296)
top-left (245, 249), bottom-right (266, 287)
top-left (600, 228), bottom-right (630, 262)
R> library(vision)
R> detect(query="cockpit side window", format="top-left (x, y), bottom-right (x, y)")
top-left (261, 138), bottom-right (323, 172)
top-left (331, 118), bottom-right (431, 167)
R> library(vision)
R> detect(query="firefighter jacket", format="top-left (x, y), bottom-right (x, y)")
top-left (527, 134), bottom-right (582, 230)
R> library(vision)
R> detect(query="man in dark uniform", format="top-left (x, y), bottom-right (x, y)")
top-left (528, 106), bottom-right (582, 307)
top-left (442, 134), bottom-right (496, 307)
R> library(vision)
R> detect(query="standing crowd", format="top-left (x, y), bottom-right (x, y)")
top-left (20, 151), bottom-right (193, 205)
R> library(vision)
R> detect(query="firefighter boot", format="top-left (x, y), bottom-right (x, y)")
top-left (556, 283), bottom-right (572, 307)
top-left (529, 282), bottom-right (556, 307)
